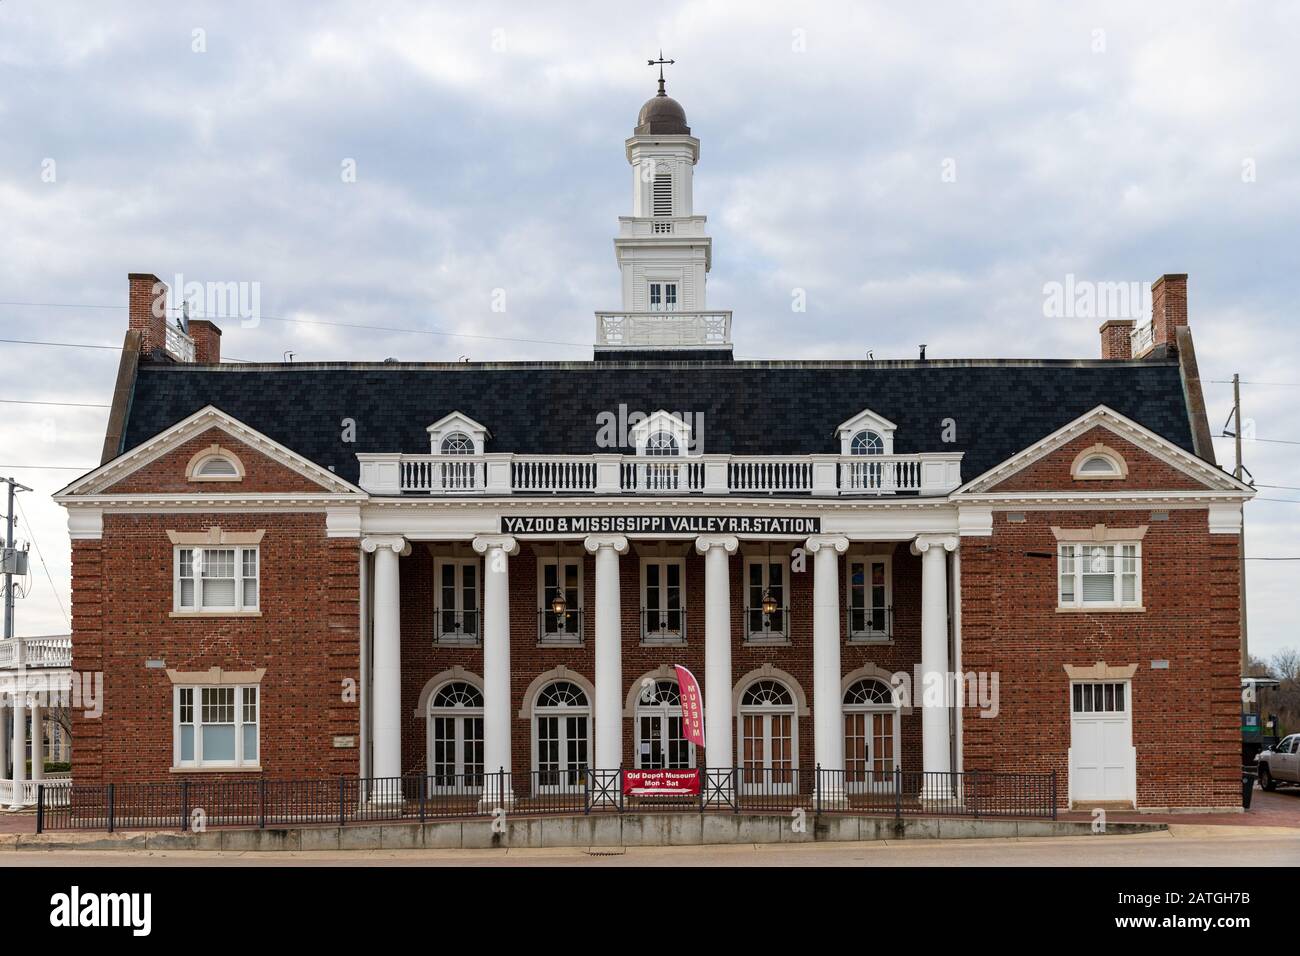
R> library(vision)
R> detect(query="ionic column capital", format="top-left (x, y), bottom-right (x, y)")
top-left (472, 534), bottom-right (519, 557)
top-left (911, 534), bottom-right (958, 556)
top-left (583, 534), bottom-right (629, 555)
top-left (694, 534), bottom-right (739, 555)
top-left (362, 535), bottom-right (411, 556)
top-left (805, 534), bottom-right (850, 554)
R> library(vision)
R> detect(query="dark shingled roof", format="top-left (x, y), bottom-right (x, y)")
top-left (119, 358), bottom-right (1197, 488)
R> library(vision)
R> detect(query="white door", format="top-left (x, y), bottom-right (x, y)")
top-left (1069, 681), bottom-right (1136, 805)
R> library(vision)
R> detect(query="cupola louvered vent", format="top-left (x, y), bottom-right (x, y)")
top-left (652, 171), bottom-right (673, 217)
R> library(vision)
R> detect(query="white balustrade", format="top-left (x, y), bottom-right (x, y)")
top-left (595, 311), bottom-right (732, 348)
top-left (165, 323), bottom-right (196, 362)
top-left (0, 635), bottom-right (72, 670)
top-left (1131, 322), bottom-right (1155, 357)
top-left (359, 451), bottom-right (963, 497)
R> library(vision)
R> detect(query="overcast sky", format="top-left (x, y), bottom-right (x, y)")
top-left (1, 1), bottom-right (1296, 661)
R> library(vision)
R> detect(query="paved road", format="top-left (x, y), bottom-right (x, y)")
top-left (2, 826), bottom-right (1298, 866)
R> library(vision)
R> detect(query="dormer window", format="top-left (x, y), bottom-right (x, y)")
top-left (441, 432), bottom-right (474, 456)
top-left (850, 430), bottom-right (884, 456)
top-left (645, 431), bottom-right (680, 456)
top-left (185, 444), bottom-right (245, 483)
top-left (426, 412), bottom-right (490, 455)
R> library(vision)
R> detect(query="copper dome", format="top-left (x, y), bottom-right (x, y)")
top-left (635, 93), bottom-right (690, 135)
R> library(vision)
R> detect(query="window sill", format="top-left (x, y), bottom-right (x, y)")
top-left (1056, 605), bottom-right (1145, 614)
top-left (170, 610), bottom-right (263, 619)
top-left (435, 636), bottom-right (482, 648)
top-left (537, 638), bottom-right (584, 648)
top-left (641, 635), bottom-right (686, 647)
top-left (170, 765), bottom-right (263, 773)
top-left (744, 636), bottom-right (791, 647)
top-left (847, 635), bottom-right (894, 646)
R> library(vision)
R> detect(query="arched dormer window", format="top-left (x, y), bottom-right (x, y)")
top-left (645, 431), bottom-right (679, 456)
top-left (1070, 444), bottom-right (1128, 481)
top-left (441, 432), bottom-right (474, 455)
top-left (850, 430), bottom-right (884, 456)
top-left (185, 444), bottom-right (246, 483)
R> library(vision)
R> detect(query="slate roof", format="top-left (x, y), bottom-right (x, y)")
top-left (118, 358), bottom-right (1198, 488)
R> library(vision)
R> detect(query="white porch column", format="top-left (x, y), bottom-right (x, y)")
top-left (695, 535), bottom-right (738, 776)
top-left (913, 534), bottom-right (958, 799)
top-left (808, 534), bottom-right (850, 803)
top-left (9, 693), bottom-right (25, 809)
top-left (473, 534), bottom-right (518, 808)
top-left (30, 702), bottom-right (44, 784)
top-left (362, 535), bottom-right (409, 793)
top-left (0, 701), bottom-right (9, 780)
top-left (585, 535), bottom-right (629, 772)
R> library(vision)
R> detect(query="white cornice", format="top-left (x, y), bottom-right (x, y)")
top-left (953, 404), bottom-right (1254, 497)
top-left (53, 405), bottom-right (364, 500)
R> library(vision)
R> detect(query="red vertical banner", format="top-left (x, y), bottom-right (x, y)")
top-left (674, 664), bottom-right (705, 747)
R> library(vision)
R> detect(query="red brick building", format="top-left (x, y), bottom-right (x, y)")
top-left (50, 85), bottom-right (1252, 812)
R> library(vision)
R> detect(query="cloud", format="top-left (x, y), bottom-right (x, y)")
top-left (0, 0), bottom-right (1296, 658)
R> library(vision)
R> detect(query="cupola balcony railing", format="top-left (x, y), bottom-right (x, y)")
top-left (356, 451), bottom-right (963, 497)
top-left (595, 311), bottom-right (732, 349)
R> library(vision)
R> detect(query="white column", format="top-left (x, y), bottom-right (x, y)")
top-left (913, 534), bottom-right (958, 799)
top-left (30, 703), bottom-right (44, 784)
top-left (473, 534), bottom-right (518, 808)
top-left (0, 701), bottom-right (9, 781)
top-left (9, 693), bottom-right (25, 809)
top-left (695, 535), bottom-right (738, 776)
top-left (362, 535), bottom-right (409, 794)
top-left (586, 535), bottom-right (629, 773)
top-left (808, 535), bottom-right (850, 803)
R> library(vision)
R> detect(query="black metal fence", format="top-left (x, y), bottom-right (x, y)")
top-left (36, 766), bottom-right (1056, 833)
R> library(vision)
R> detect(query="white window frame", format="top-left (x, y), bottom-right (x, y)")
top-left (641, 557), bottom-right (686, 645)
top-left (434, 557), bottom-right (480, 646)
top-left (174, 545), bottom-right (260, 613)
top-left (744, 555), bottom-right (791, 644)
top-left (1057, 542), bottom-right (1142, 609)
top-left (846, 553), bottom-right (892, 641)
top-left (736, 679), bottom-right (798, 793)
top-left (843, 678), bottom-right (901, 793)
top-left (634, 679), bottom-right (696, 770)
top-left (173, 684), bottom-right (260, 769)
top-left (647, 281), bottom-right (679, 313)
top-left (531, 681), bottom-right (591, 793)
top-left (427, 680), bottom-right (485, 791)
top-left (537, 555), bottom-right (584, 645)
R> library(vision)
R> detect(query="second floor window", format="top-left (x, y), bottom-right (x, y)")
top-left (745, 557), bottom-right (788, 642)
top-left (1058, 543), bottom-right (1142, 609)
top-left (176, 546), bottom-right (259, 612)
top-left (848, 557), bottom-right (891, 639)
top-left (642, 558), bottom-right (685, 643)
top-left (435, 558), bottom-right (479, 644)
top-left (540, 557), bottom-right (582, 642)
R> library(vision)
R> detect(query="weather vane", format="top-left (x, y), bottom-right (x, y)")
top-left (648, 50), bottom-right (675, 95)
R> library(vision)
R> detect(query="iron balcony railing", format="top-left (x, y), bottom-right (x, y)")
top-left (847, 606), bottom-right (893, 642)
top-left (433, 609), bottom-right (480, 646)
top-left (36, 767), bottom-right (1057, 832)
top-left (640, 607), bottom-right (686, 645)
top-left (537, 608), bottom-right (584, 645)
top-left (357, 450), bottom-right (965, 497)
top-left (744, 605), bottom-right (790, 643)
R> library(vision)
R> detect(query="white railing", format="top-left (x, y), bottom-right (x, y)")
top-left (0, 635), bottom-right (72, 669)
top-left (358, 452), bottom-right (964, 497)
top-left (165, 323), bottom-right (196, 362)
top-left (1130, 322), bottom-right (1155, 357)
top-left (595, 311), bottom-right (732, 349)
top-left (617, 216), bottom-right (709, 239)
top-left (0, 774), bottom-right (71, 808)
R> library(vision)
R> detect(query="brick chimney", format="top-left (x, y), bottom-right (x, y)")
top-left (127, 273), bottom-right (168, 358)
top-left (1099, 319), bottom-right (1135, 359)
top-left (1151, 273), bottom-right (1188, 351)
top-left (189, 319), bottom-right (222, 364)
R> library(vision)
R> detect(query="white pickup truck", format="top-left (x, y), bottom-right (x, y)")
top-left (1257, 734), bottom-right (1300, 790)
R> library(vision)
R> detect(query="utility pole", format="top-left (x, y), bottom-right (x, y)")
top-left (1231, 374), bottom-right (1249, 674)
top-left (2, 475), bottom-right (33, 643)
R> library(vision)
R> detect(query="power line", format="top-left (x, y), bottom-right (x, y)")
top-left (0, 399), bottom-right (110, 409)
top-left (16, 496), bottom-right (69, 627)
top-left (0, 337), bottom-right (122, 351)
top-left (0, 464), bottom-right (93, 471)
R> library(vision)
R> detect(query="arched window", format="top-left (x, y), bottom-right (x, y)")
top-left (441, 432), bottom-right (474, 455)
top-left (738, 679), bottom-right (797, 792)
top-left (428, 681), bottom-right (484, 790)
top-left (643, 431), bottom-right (681, 491)
top-left (635, 679), bottom-right (694, 769)
top-left (645, 432), bottom-right (679, 456)
top-left (186, 445), bottom-right (245, 483)
top-left (196, 455), bottom-right (240, 478)
top-left (534, 681), bottom-right (590, 792)
top-left (1070, 444), bottom-right (1128, 481)
top-left (850, 430), bottom-right (884, 455)
top-left (844, 678), bottom-right (900, 791)
top-left (1078, 454), bottom-right (1121, 476)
